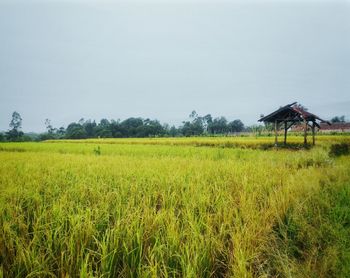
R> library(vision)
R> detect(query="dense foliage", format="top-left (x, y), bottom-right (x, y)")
top-left (0, 111), bottom-right (246, 141)
top-left (59, 113), bottom-right (246, 139)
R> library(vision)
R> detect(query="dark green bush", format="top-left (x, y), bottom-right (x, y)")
top-left (329, 143), bottom-right (349, 157)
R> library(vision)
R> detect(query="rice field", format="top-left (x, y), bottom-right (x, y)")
top-left (1, 136), bottom-right (350, 277)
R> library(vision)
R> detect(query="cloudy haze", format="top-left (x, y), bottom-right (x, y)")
top-left (0, 0), bottom-right (349, 132)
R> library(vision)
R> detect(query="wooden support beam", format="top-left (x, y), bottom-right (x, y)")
top-left (312, 122), bottom-right (315, 145)
top-left (274, 120), bottom-right (278, 147)
top-left (284, 121), bottom-right (287, 145)
top-left (304, 120), bottom-right (308, 145)
top-left (287, 122), bottom-right (294, 130)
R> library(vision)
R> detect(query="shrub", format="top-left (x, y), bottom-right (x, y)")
top-left (329, 143), bottom-right (349, 157)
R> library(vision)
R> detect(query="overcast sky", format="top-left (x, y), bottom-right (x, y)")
top-left (0, 0), bottom-right (349, 132)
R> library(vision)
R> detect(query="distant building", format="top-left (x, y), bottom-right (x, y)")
top-left (291, 122), bottom-right (350, 133)
top-left (319, 122), bottom-right (350, 133)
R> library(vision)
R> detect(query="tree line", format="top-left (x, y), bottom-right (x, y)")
top-left (1, 111), bottom-right (247, 141)
top-left (1, 111), bottom-right (347, 142)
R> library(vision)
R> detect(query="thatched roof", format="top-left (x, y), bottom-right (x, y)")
top-left (258, 102), bottom-right (331, 127)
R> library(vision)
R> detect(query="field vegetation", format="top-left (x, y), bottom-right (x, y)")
top-left (1, 136), bottom-right (350, 277)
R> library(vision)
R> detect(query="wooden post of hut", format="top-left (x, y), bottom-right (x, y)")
top-left (284, 121), bottom-right (287, 145)
top-left (303, 120), bottom-right (308, 145)
top-left (258, 102), bottom-right (330, 147)
top-left (274, 120), bottom-right (278, 146)
top-left (312, 122), bottom-right (316, 146)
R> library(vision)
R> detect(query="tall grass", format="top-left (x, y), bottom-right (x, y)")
top-left (0, 137), bottom-right (349, 277)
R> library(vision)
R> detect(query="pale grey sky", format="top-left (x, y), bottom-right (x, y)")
top-left (0, 0), bottom-right (349, 132)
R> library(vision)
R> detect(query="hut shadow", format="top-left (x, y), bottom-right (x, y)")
top-left (260, 143), bottom-right (313, 150)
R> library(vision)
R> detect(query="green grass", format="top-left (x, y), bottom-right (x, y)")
top-left (0, 136), bottom-right (350, 277)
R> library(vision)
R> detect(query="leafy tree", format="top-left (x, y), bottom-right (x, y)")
top-left (208, 117), bottom-right (228, 134)
top-left (39, 119), bottom-right (61, 140)
top-left (203, 114), bottom-right (212, 133)
top-left (189, 110), bottom-right (198, 119)
top-left (179, 111), bottom-right (205, 136)
top-left (143, 119), bottom-right (164, 137)
top-left (228, 119), bottom-right (244, 133)
top-left (99, 119), bottom-right (110, 127)
top-left (9, 111), bottom-right (22, 131)
top-left (6, 111), bottom-right (24, 141)
top-left (163, 123), bottom-right (170, 135)
top-left (120, 118), bottom-right (144, 137)
top-left (83, 120), bottom-right (97, 138)
top-left (180, 121), bottom-right (194, 137)
top-left (331, 116), bottom-right (346, 123)
top-left (169, 125), bottom-right (178, 137)
top-left (78, 118), bottom-right (85, 125)
top-left (45, 119), bottom-right (56, 134)
top-left (65, 123), bottom-right (87, 139)
top-left (110, 120), bottom-right (123, 138)
top-left (95, 119), bottom-right (112, 138)
top-left (180, 121), bottom-right (203, 137)
top-left (57, 127), bottom-right (66, 137)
